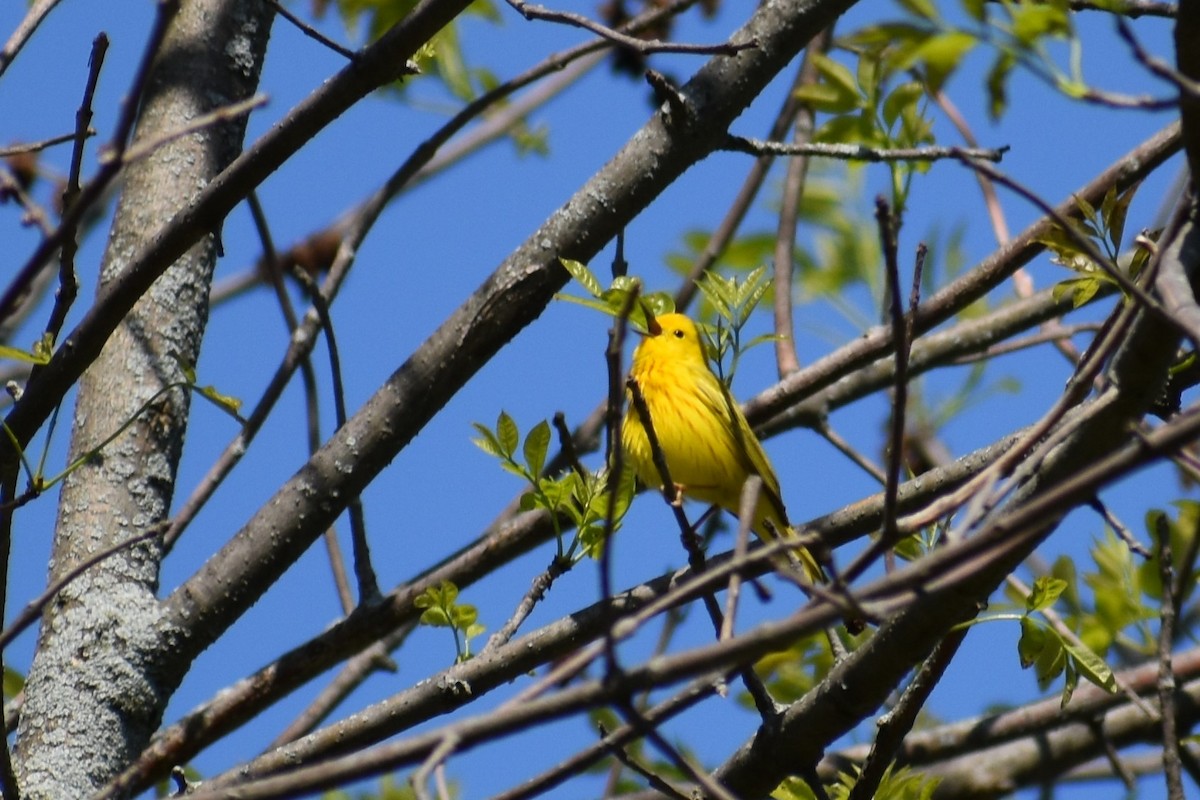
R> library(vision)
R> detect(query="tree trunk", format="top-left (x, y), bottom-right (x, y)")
top-left (14, 2), bottom-right (272, 795)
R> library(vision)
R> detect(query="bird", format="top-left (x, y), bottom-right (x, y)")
top-left (621, 311), bottom-right (824, 584)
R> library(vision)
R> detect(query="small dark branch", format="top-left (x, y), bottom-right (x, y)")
top-left (494, 679), bottom-right (715, 800)
top-left (118, 94), bottom-right (268, 165)
top-left (0, 521), bottom-right (166, 651)
top-left (875, 198), bottom-right (909, 551)
top-left (959, 156), bottom-right (1187, 344)
top-left (1087, 718), bottom-right (1139, 791)
top-left (1117, 17), bottom-right (1200, 97)
top-left (0, 168), bottom-right (54, 237)
top-left (675, 55), bottom-right (817, 312)
top-left (0, 0), bottom-right (62, 79)
top-left (600, 291), bottom-right (640, 673)
top-left (612, 229), bottom-right (628, 279)
top-left (812, 418), bottom-right (887, 484)
top-left (269, 622), bottom-right (413, 747)
top-left (626, 378), bottom-right (779, 719)
top-left (599, 721), bottom-right (692, 800)
top-left (505, 0), bottom-right (756, 56)
top-left (947, 322), bottom-right (1102, 364)
top-left (247, 194), bottom-right (354, 614)
top-left (1152, 193), bottom-right (1200, 347)
top-left (265, 0), bottom-right (358, 61)
top-left (644, 69), bottom-right (688, 119)
top-left (552, 412), bottom-right (587, 479)
top-left (0, 0), bottom-right (179, 326)
top-left (291, 267), bottom-right (381, 605)
top-left (721, 477), bottom-right (761, 642)
top-left (1155, 514), bottom-right (1186, 800)
top-left (40, 34), bottom-right (107, 355)
top-left (1069, 0), bottom-right (1176, 17)
top-left (847, 623), bottom-right (971, 800)
top-left (1088, 496), bottom-right (1152, 557)
top-left (482, 557), bottom-right (570, 653)
top-left (773, 28), bottom-right (830, 378)
top-left (634, 710), bottom-right (740, 800)
top-left (0, 130), bottom-right (96, 158)
top-left (723, 136), bottom-right (1008, 163)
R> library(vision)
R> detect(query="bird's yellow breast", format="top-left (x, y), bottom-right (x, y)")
top-left (622, 349), bottom-right (749, 511)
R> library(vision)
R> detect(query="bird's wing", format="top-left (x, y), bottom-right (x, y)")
top-left (695, 369), bottom-right (790, 528)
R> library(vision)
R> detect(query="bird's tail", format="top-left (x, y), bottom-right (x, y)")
top-left (783, 529), bottom-right (827, 585)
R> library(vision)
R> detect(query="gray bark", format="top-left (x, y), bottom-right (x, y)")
top-left (14, 1), bottom-right (272, 796)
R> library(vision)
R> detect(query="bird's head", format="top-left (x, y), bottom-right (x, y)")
top-left (635, 311), bottom-right (706, 365)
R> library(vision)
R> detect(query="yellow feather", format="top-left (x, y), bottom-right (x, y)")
top-left (621, 313), bottom-right (824, 583)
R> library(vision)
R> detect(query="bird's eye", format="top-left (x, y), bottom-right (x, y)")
top-left (672, 329), bottom-right (685, 339)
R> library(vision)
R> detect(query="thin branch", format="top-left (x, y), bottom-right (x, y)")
top-left (290, 266), bottom-right (380, 604)
top-left (505, 0), bottom-right (757, 56)
top-left (266, 0), bottom-right (357, 61)
top-left (40, 33), bottom-right (106, 353)
top-left (599, 722), bottom-right (692, 800)
top-left (723, 136), bottom-right (1008, 162)
top-left (772, 27), bottom-right (830, 377)
top-left (0, 0), bottom-right (179, 326)
top-left (117, 94), bottom-right (269, 165)
top-left (1116, 17), bottom-right (1200, 97)
top-left (0, 130), bottom-right (96, 158)
top-left (846, 623), bottom-right (971, 800)
top-left (0, 0), bottom-right (63, 79)
top-left (1155, 514), bottom-right (1186, 800)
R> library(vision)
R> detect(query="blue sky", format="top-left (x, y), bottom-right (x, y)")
top-left (0, 1), bottom-right (1189, 797)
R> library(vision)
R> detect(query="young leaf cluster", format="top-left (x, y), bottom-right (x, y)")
top-left (557, 258), bottom-right (674, 334)
top-left (414, 580), bottom-right (486, 664)
top-left (1013, 575), bottom-right (1116, 707)
top-left (771, 763), bottom-right (940, 800)
top-left (471, 410), bottom-right (634, 561)
top-left (1037, 182), bottom-right (1153, 308)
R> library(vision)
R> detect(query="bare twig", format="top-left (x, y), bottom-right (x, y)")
top-left (117, 94), bottom-right (269, 165)
top-left (266, 0), bottom-right (357, 61)
top-left (846, 623), bottom-right (971, 800)
top-left (290, 267), bottom-right (381, 604)
top-left (1154, 514), bottom-right (1186, 800)
top-left (773, 28), bottom-right (830, 377)
top-left (0, 0), bottom-right (64, 79)
top-left (505, 0), bottom-right (756, 56)
top-left (724, 136), bottom-right (1008, 162)
top-left (0, 131), bottom-right (96, 158)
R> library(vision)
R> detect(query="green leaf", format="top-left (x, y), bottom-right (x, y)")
top-left (1106, 180), bottom-right (1140, 252)
top-left (471, 423), bottom-right (503, 459)
top-left (897, 0), bottom-right (938, 19)
top-left (1033, 630), bottom-right (1066, 690)
top-left (497, 411), bottom-right (519, 458)
top-left (198, 384), bottom-right (244, 419)
top-left (905, 31), bottom-right (976, 93)
top-left (523, 419), bottom-right (550, 477)
top-left (0, 344), bottom-right (50, 365)
top-left (419, 607), bottom-right (451, 627)
top-left (883, 81), bottom-right (925, 130)
top-left (450, 604), bottom-right (478, 628)
top-left (792, 83), bottom-right (861, 114)
top-left (1025, 576), bottom-right (1068, 613)
top-left (985, 51), bottom-right (1016, 120)
top-left (1017, 615), bottom-right (1047, 669)
top-left (812, 53), bottom-right (861, 103)
top-left (1010, 2), bottom-right (1071, 46)
top-left (559, 258), bottom-right (603, 298)
top-left (1063, 638), bottom-right (1117, 693)
top-left (3, 667), bottom-right (23, 700)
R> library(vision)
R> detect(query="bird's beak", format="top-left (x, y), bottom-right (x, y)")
top-left (641, 304), bottom-right (661, 336)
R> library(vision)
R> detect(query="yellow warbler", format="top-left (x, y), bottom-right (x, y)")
top-left (621, 312), bottom-right (824, 583)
